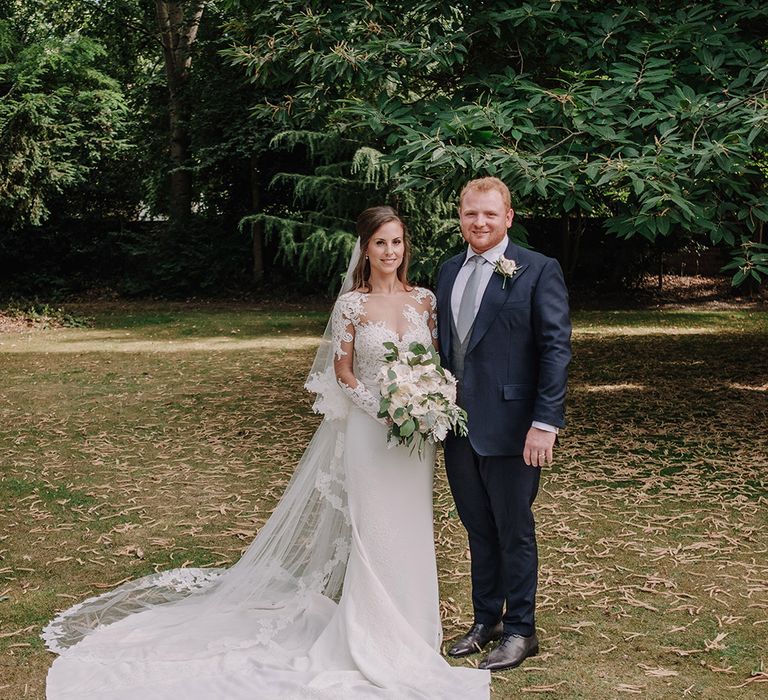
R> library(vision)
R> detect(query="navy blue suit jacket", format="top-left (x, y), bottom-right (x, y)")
top-left (436, 240), bottom-right (572, 456)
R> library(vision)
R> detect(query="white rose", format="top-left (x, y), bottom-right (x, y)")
top-left (388, 390), bottom-right (410, 411)
top-left (416, 374), bottom-right (441, 395)
top-left (397, 381), bottom-right (420, 398)
top-left (495, 256), bottom-right (518, 276)
top-left (394, 363), bottom-right (416, 383)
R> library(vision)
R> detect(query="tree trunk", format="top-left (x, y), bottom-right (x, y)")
top-left (155, 0), bottom-right (205, 227)
top-left (560, 214), bottom-right (583, 284)
top-left (250, 153), bottom-right (264, 284)
top-left (657, 252), bottom-right (664, 290)
top-left (168, 98), bottom-right (192, 225)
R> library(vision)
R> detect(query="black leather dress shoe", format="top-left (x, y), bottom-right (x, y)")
top-left (447, 622), bottom-right (503, 657)
top-left (478, 633), bottom-right (539, 670)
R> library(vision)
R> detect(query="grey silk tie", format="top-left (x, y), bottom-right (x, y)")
top-left (456, 255), bottom-right (484, 341)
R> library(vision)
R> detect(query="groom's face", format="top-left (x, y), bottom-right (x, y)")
top-left (459, 189), bottom-right (514, 254)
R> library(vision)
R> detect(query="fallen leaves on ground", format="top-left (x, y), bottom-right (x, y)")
top-left (1, 306), bottom-right (766, 699)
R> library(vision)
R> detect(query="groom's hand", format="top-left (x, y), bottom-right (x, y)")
top-left (523, 427), bottom-right (557, 468)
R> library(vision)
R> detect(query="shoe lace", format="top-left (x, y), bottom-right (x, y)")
top-left (498, 634), bottom-right (522, 648)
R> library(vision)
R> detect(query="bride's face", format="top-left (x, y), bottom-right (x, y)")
top-left (366, 221), bottom-right (405, 278)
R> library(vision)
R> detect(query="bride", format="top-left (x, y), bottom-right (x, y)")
top-left (43, 206), bottom-right (490, 699)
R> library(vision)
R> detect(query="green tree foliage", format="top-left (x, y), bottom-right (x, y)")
top-left (236, 129), bottom-right (463, 291)
top-left (4, 0), bottom-right (163, 222)
top-left (227, 0), bottom-right (768, 286)
top-left (3, 1), bottom-right (765, 297)
top-left (0, 1), bottom-right (274, 296)
top-left (0, 21), bottom-right (130, 229)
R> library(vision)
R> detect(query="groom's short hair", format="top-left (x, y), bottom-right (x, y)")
top-left (459, 177), bottom-right (511, 210)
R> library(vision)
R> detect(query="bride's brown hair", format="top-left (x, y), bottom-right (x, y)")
top-left (351, 206), bottom-right (412, 292)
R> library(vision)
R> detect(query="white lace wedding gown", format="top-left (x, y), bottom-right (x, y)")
top-left (44, 287), bottom-right (490, 700)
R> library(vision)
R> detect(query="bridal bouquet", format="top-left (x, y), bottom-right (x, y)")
top-left (377, 341), bottom-right (468, 455)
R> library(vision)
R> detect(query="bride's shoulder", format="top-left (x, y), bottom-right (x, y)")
top-left (333, 290), bottom-right (366, 317)
top-left (410, 286), bottom-right (437, 308)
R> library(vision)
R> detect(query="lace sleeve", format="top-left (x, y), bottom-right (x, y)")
top-left (331, 294), bottom-right (385, 423)
top-left (330, 294), bottom-right (358, 362)
top-left (413, 287), bottom-right (438, 342)
top-left (426, 289), bottom-right (438, 341)
top-left (304, 295), bottom-right (362, 421)
top-left (337, 380), bottom-right (382, 422)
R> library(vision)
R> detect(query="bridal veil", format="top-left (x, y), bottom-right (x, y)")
top-left (42, 242), bottom-right (362, 656)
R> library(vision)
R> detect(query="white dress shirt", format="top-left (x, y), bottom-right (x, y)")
top-left (450, 236), bottom-right (510, 326)
top-left (450, 236), bottom-right (558, 435)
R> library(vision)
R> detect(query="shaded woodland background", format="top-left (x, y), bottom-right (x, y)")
top-left (1, 1), bottom-right (767, 300)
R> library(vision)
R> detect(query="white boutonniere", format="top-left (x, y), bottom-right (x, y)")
top-left (494, 255), bottom-right (520, 289)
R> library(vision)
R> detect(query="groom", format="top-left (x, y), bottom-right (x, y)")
top-left (436, 177), bottom-right (571, 671)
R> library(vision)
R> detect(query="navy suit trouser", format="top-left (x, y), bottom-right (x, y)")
top-left (444, 435), bottom-right (540, 637)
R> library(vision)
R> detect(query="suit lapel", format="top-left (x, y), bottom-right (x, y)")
top-left (466, 242), bottom-right (529, 355)
top-left (437, 254), bottom-right (463, 359)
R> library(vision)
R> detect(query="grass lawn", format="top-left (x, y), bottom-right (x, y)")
top-left (1, 303), bottom-right (766, 699)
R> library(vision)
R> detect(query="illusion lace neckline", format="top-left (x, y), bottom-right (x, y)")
top-left (343, 288), bottom-right (435, 343)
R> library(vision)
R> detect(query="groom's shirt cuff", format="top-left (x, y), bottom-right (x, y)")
top-left (532, 421), bottom-right (559, 434)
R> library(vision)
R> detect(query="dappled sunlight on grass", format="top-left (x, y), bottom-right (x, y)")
top-left (78, 306), bottom-right (329, 340)
top-left (1, 305), bottom-right (766, 699)
top-left (727, 382), bottom-right (768, 392)
top-left (572, 309), bottom-right (768, 338)
top-left (573, 325), bottom-right (718, 336)
top-left (577, 382), bottom-right (647, 392)
top-left (0, 328), bottom-right (320, 354)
